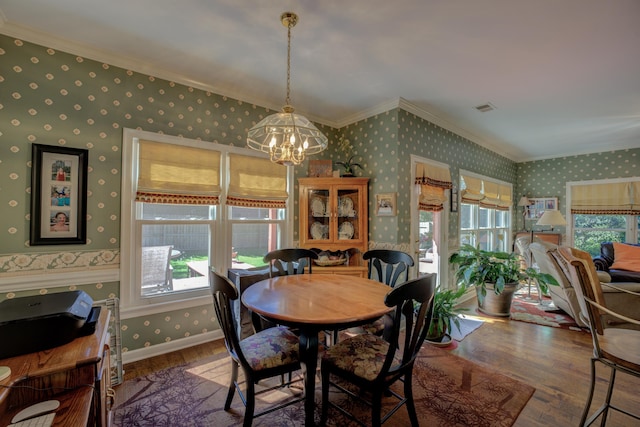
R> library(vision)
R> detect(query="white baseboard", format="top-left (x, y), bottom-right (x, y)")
top-left (121, 330), bottom-right (223, 365)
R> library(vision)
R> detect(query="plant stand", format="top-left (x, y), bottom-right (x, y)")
top-left (476, 282), bottom-right (518, 317)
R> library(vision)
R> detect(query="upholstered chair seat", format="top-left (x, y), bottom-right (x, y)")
top-left (238, 326), bottom-right (300, 370)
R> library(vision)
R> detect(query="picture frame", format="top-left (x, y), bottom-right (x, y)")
top-left (30, 144), bottom-right (88, 245)
top-left (526, 197), bottom-right (558, 220)
top-left (308, 160), bottom-right (333, 177)
top-left (375, 192), bottom-right (397, 216)
top-left (450, 187), bottom-right (459, 213)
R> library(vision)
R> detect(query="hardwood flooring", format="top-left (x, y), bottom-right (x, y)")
top-left (120, 311), bottom-right (639, 426)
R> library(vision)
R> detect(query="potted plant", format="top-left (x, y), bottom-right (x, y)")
top-left (335, 135), bottom-right (362, 177)
top-left (335, 155), bottom-right (362, 177)
top-left (426, 285), bottom-right (468, 343)
top-left (449, 244), bottom-right (558, 317)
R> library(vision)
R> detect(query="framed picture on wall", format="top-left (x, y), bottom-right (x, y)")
top-left (30, 144), bottom-right (89, 245)
top-left (526, 197), bottom-right (558, 220)
top-left (375, 192), bottom-right (397, 216)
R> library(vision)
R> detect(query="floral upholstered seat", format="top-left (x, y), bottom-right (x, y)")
top-left (239, 326), bottom-right (299, 370)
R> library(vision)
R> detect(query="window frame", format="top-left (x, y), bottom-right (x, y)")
top-left (121, 128), bottom-right (294, 316)
top-left (458, 171), bottom-right (513, 252)
top-left (567, 178), bottom-right (640, 253)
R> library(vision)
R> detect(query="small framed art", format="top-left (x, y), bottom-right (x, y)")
top-left (375, 192), bottom-right (397, 216)
top-left (308, 160), bottom-right (333, 177)
top-left (30, 144), bottom-right (89, 245)
top-left (526, 197), bottom-right (558, 220)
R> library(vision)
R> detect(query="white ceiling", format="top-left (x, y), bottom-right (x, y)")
top-left (1, 0), bottom-right (639, 162)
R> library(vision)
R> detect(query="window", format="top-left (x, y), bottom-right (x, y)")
top-left (121, 129), bottom-right (293, 313)
top-left (459, 172), bottom-right (512, 252)
top-left (568, 179), bottom-right (640, 257)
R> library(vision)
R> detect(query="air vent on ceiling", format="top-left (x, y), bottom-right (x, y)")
top-left (475, 103), bottom-right (496, 113)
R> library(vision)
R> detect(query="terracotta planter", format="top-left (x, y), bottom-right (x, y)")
top-left (476, 282), bottom-right (518, 317)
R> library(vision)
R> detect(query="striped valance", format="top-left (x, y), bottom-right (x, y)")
top-left (571, 181), bottom-right (640, 214)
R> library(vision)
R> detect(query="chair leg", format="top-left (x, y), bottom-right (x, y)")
top-left (404, 371), bottom-right (419, 427)
top-left (225, 361), bottom-right (238, 410)
top-left (371, 389), bottom-right (383, 427)
top-left (320, 367), bottom-right (330, 426)
top-left (580, 358), bottom-right (597, 426)
top-left (600, 366), bottom-right (617, 427)
top-left (243, 380), bottom-right (256, 427)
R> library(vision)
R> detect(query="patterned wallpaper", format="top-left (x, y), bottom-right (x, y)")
top-left (516, 150), bottom-right (640, 233)
top-left (2, 34), bottom-right (638, 356)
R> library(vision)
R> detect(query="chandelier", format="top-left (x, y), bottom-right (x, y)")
top-left (247, 12), bottom-right (328, 166)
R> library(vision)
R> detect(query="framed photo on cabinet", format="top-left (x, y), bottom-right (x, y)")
top-left (30, 144), bottom-right (88, 245)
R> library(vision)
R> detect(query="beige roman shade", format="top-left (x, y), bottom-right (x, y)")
top-left (415, 162), bottom-right (452, 212)
top-left (461, 174), bottom-right (512, 210)
top-left (227, 154), bottom-right (289, 208)
top-left (571, 181), bottom-right (640, 214)
top-left (497, 183), bottom-right (513, 211)
top-left (460, 175), bottom-right (484, 204)
top-left (136, 140), bottom-right (221, 205)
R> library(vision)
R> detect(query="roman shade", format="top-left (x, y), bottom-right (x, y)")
top-left (136, 140), bottom-right (221, 205)
top-left (571, 181), bottom-right (640, 214)
top-left (461, 174), bottom-right (512, 210)
top-left (460, 175), bottom-right (484, 204)
top-left (415, 162), bottom-right (452, 212)
top-left (227, 154), bottom-right (289, 208)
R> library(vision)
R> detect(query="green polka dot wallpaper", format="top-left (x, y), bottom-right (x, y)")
top-left (1, 34), bottom-right (639, 356)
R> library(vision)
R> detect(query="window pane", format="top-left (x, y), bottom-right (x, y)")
top-left (573, 214), bottom-right (626, 256)
top-left (478, 207), bottom-right (490, 228)
top-left (230, 206), bottom-right (284, 220)
top-left (460, 204), bottom-right (474, 229)
top-left (477, 230), bottom-right (491, 251)
top-left (460, 231), bottom-right (475, 247)
top-left (496, 210), bottom-right (507, 228)
top-left (140, 203), bottom-right (215, 220)
top-left (141, 223), bottom-right (210, 296)
top-left (231, 222), bottom-right (282, 269)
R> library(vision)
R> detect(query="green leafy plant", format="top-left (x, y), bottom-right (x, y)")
top-left (335, 135), bottom-right (362, 176)
top-left (449, 244), bottom-right (558, 303)
top-left (335, 155), bottom-right (362, 175)
top-left (427, 285), bottom-right (468, 340)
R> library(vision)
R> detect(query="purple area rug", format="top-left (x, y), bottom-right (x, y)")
top-left (114, 343), bottom-right (534, 426)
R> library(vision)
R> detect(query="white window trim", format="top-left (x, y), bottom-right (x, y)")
top-left (458, 169), bottom-right (514, 251)
top-left (120, 128), bottom-right (294, 317)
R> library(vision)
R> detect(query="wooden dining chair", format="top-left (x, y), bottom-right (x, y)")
top-left (557, 247), bottom-right (640, 426)
top-left (360, 249), bottom-right (415, 340)
top-left (263, 248), bottom-right (319, 277)
top-left (209, 270), bottom-right (304, 427)
top-left (320, 273), bottom-right (436, 427)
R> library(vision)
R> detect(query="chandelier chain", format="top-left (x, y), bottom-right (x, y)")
top-left (285, 19), bottom-right (292, 107)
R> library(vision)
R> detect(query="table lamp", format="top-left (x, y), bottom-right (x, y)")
top-left (535, 210), bottom-right (567, 232)
top-left (517, 195), bottom-right (532, 231)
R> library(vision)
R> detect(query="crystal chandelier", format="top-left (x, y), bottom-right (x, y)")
top-left (247, 12), bottom-right (328, 166)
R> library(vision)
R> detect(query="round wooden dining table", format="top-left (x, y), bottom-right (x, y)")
top-left (241, 273), bottom-right (393, 427)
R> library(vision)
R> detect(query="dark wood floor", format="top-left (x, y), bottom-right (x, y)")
top-left (121, 308), bottom-right (639, 426)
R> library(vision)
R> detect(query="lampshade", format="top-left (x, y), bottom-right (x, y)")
top-left (536, 210), bottom-right (567, 228)
top-left (247, 12), bottom-right (328, 166)
top-left (517, 195), bottom-right (532, 207)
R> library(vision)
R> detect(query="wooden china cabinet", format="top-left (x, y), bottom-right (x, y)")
top-left (298, 177), bottom-right (369, 277)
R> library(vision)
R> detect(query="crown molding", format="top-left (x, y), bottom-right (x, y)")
top-left (0, 21), bottom-right (516, 160)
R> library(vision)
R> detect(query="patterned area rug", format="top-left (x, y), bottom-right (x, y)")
top-left (510, 292), bottom-right (583, 331)
top-left (114, 343), bottom-right (535, 426)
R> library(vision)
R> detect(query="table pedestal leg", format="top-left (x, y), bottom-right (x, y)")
top-left (299, 331), bottom-right (318, 427)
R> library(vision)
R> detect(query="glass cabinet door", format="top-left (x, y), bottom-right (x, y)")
top-left (307, 188), bottom-right (330, 242)
top-left (337, 188), bottom-right (359, 242)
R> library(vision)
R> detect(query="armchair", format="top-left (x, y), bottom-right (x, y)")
top-left (530, 241), bottom-right (640, 330)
